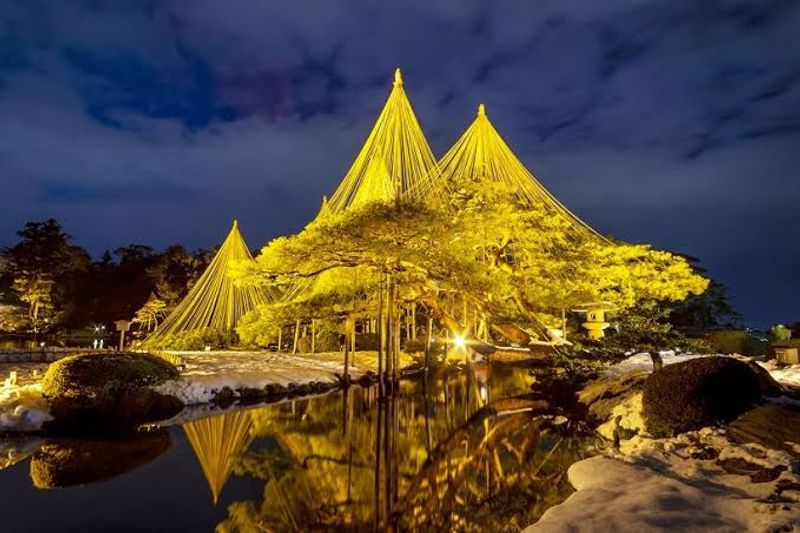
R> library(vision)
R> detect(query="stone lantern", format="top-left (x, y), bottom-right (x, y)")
top-left (572, 302), bottom-right (615, 340)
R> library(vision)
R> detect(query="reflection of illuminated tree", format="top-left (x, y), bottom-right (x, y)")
top-left (183, 410), bottom-right (254, 504)
top-left (216, 369), bottom-right (593, 532)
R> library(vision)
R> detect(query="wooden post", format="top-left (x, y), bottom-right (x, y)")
top-left (310, 319), bottom-right (316, 354)
top-left (386, 274), bottom-right (394, 382)
top-left (377, 276), bottom-right (384, 392)
top-left (343, 318), bottom-right (351, 385)
top-left (411, 304), bottom-right (417, 341)
top-left (394, 301), bottom-right (401, 381)
top-left (395, 296), bottom-right (400, 375)
top-left (277, 327), bottom-right (282, 352)
top-left (292, 319), bottom-right (300, 354)
top-left (115, 320), bottom-right (131, 352)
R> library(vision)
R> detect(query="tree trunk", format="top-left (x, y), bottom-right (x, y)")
top-left (351, 317), bottom-right (356, 353)
top-left (423, 315), bottom-right (433, 371)
top-left (462, 293), bottom-right (469, 332)
top-left (491, 322), bottom-right (531, 346)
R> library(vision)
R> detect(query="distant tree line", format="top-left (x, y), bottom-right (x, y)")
top-left (0, 219), bottom-right (211, 337)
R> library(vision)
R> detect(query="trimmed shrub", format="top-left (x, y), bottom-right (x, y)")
top-left (355, 332), bottom-right (380, 351)
top-left (43, 353), bottom-right (178, 395)
top-left (642, 357), bottom-right (762, 437)
top-left (707, 329), bottom-right (768, 356)
top-left (297, 330), bottom-right (341, 353)
top-left (141, 328), bottom-right (239, 351)
top-left (42, 353), bottom-right (182, 431)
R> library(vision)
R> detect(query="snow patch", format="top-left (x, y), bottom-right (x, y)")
top-left (605, 352), bottom-right (800, 390)
top-left (759, 360), bottom-right (800, 388)
top-left (596, 391), bottom-right (645, 449)
top-left (153, 351), bottom-right (367, 405)
top-left (531, 352), bottom-right (800, 531)
top-left (528, 428), bottom-right (800, 532)
top-left (0, 383), bottom-right (52, 432)
top-left (603, 351), bottom-right (712, 377)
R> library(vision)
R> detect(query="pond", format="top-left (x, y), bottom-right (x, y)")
top-left (0, 365), bottom-right (597, 532)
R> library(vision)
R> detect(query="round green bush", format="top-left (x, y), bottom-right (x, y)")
top-left (642, 357), bottom-right (763, 437)
top-left (42, 353), bottom-right (182, 431)
top-left (43, 353), bottom-right (178, 396)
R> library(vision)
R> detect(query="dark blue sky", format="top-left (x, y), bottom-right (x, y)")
top-left (0, 1), bottom-right (798, 327)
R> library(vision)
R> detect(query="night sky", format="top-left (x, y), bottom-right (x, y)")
top-left (0, 1), bottom-right (798, 327)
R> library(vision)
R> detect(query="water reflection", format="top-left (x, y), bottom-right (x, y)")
top-left (0, 365), bottom-right (593, 531)
top-left (30, 431), bottom-right (171, 489)
top-left (212, 365), bottom-right (593, 532)
top-left (184, 410), bottom-right (255, 504)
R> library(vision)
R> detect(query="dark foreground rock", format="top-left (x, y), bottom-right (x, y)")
top-left (578, 371), bottom-right (649, 424)
top-left (642, 357), bottom-right (780, 437)
top-left (30, 431), bottom-right (170, 488)
top-left (41, 353), bottom-right (183, 432)
top-left (726, 403), bottom-right (800, 456)
top-left (210, 379), bottom-right (342, 408)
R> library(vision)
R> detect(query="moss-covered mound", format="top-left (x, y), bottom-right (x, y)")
top-left (42, 353), bottom-right (183, 432)
top-left (30, 432), bottom-right (170, 489)
top-left (642, 357), bottom-right (764, 437)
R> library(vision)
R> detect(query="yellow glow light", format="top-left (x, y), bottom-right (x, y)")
top-left (453, 334), bottom-right (467, 350)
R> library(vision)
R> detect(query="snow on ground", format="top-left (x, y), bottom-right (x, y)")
top-left (760, 360), bottom-right (800, 388)
top-left (154, 350), bottom-right (394, 405)
top-left (528, 352), bottom-right (800, 531)
top-left (528, 427), bottom-right (800, 532)
top-left (604, 351), bottom-right (800, 390)
top-left (0, 383), bottom-right (51, 432)
top-left (0, 350), bottom-right (405, 429)
top-left (603, 350), bottom-right (709, 377)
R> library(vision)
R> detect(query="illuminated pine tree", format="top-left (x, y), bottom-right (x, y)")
top-left (144, 220), bottom-right (273, 349)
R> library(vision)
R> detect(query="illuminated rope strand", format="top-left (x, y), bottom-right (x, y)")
top-left (321, 68), bottom-right (438, 215)
top-left (282, 69), bottom-right (438, 303)
top-left (146, 220), bottom-right (273, 339)
top-left (416, 104), bottom-right (607, 243)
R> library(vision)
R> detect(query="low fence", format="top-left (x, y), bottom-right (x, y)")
top-left (0, 347), bottom-right (111, 364)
